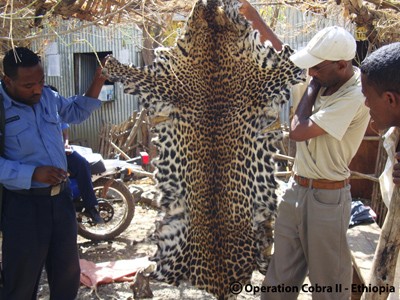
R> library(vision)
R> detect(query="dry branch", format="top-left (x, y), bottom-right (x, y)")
top-left (362, 186), bottom-right (400, 300)
top-left (364, 0), bottom-right (400, 12)
top-left (0, 0), bottom-right (399, 52)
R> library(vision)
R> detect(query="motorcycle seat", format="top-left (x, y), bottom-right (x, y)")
top-left (86, 153), bottom-right (106, 174)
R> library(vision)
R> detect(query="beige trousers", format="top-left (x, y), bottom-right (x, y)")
top-left (261, 179), bottom-right (352, 300)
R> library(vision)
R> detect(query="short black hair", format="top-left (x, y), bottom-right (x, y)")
top-left (360, 42), bottom-right (400, 95)
top-left (3, 47), bottom-right (41, 79)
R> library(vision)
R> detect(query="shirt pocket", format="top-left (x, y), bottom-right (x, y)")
top-left (42, 112), bottom-right (62, 138)
top-left (5, 120), bottom-right (33, 157)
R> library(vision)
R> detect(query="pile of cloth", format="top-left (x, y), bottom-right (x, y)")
top-left (349, 200), bottom-right (377, 227)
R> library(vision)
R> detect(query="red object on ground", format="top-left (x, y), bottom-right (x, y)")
top-left (140, 152), bottom-right (150, 165)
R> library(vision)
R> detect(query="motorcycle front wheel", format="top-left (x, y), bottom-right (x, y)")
top-left (77, 178), bottom-right (136, 241)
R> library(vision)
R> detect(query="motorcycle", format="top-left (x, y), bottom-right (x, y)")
top-left (69, 146), bottom-right (147, 241)
top-left (112, 151), bottom-right (153, 181)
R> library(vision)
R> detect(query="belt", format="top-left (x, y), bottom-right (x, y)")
top-left (9, 181), bottom-right (68, 196)
top-left (293, 174), bottom-right (350, 190)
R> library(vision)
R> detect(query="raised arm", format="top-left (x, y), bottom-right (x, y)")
top-left (238, 0), bottom-right (283, 51)
top-left (289, 78), bottom-right (326, 141)
top-left (84, 63), bottom-right (107, 98)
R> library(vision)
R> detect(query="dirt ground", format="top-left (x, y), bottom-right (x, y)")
top-left (36, 180), bottom-right (311, 300)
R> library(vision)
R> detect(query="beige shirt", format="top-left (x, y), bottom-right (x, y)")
top-left (292, 67), bottom-right (370, 181)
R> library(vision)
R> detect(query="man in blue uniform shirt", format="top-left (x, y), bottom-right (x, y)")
top-left (0, 47), bottom-right (105, 299)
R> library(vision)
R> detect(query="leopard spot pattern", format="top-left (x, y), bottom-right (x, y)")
top-left (102, 0), bottom-right (305, 298)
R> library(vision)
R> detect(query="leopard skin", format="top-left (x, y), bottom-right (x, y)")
top-left (102, 0), bottom-right (305, 298)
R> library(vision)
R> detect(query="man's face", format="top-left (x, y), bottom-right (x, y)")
top-left (361, 73), bottom-right (395, 130)
top-left (3, 64), bottom-right (45, 106)
top-left (308, 61), bottom-right (340, 88)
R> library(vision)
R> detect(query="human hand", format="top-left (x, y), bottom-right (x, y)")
top-left (65, 145), bottom-right (73, 155)
top-left (308, 77), bottom-right (321, 89)
top-left (91, 56), bottom-right (108, 81)
top-left (84, 58), bottom-right (107, 98)
top-left (238, 0), bottom-right (258, 20)
top-left (94, 63), bottom-right (107, 81)
top-left (32, 166), bottom-right (68, 185)
top-left (306, 78), bottom-right (321, 102)
top-left (393, 152), bottom-right (400, 185)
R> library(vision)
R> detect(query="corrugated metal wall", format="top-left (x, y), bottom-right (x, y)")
top-left (32, 22), bottom-right (143, 151)
top-left (277, 7), bottom-right (352, 49)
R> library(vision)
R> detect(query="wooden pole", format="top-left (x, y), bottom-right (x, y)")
top-left (108, 140), bottom-right (131, 160)
top-left (362, 185), bottom-right (400, 300)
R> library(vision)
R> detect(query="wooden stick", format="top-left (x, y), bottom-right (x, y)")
top-left (275, 171), bottom-right (292, 177)
top-left (362, 186), bottom-right (400, 300)
top-left (273, 153), bottom-right (294, 162)
top-left (108, 140), bottom-right (131, 160)
top-left (350, 171), bottom-right (379, 182)
top-left (124, 110), bottom-right (146, 150)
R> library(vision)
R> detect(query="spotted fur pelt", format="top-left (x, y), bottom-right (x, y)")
top-left (102, 0), bottom-right (305, 298)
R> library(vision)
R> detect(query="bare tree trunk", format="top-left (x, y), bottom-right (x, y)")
top-left (362, 186), bottom-right (400, 300)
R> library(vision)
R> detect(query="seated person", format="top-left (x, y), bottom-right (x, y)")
top-left (61, 123), bottom-right (104, 224)
top-left (48, 84), bottom-right (104, 224)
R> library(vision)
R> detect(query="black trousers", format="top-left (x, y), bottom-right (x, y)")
top-left (1, 188), bottom-right (80, 300)
top-left (67, 151), bottom-right (98, 208)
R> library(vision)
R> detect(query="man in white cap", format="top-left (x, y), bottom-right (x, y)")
top-left (240, 1), bottom-right (370, 299)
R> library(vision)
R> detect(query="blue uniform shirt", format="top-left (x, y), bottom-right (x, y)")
top-left (0, 84), bottom-right (101, 190)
